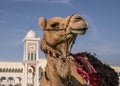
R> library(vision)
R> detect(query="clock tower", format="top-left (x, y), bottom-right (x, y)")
top-left (23, 29), bottom-right (40, 86)
top-left (23, 30), bottom-right (40, 62)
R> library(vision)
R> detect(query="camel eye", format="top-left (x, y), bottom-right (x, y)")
top-left (75, 17), bottom-right (82, 20)
top-left (51, 22), bottom-right (59, 27)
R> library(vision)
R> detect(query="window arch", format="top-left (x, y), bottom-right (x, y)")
top-left (3, 68), bottom-right (5, 72)
top-left (1, 76), bottom-right (6, 81)
top-left (6, 68), bottom-right (9, 72)
top-left (0, 68), bottom-right (2, 72)
top-left (9, 68), bottom-right (12, 72)
top-left (39, 67), bottom-right (43, 79)
top-left (8, 77), bottom-right (14, 81)
top-left (11, 68), bottom-right (14, 72)
top-left (15, 68), bottom-right (17, 72)
top-left (34, 53), bottom-right (36, 60)
top-left (17, 68), bottom-right (20, 73)
top-left (28, 53), bottom-right (30, 60)
top-left (20, 69), bottom-right (23, 73)
top-left (31, 53), bottom-right (33, 60)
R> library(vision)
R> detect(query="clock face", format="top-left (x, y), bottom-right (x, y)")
top-left (28, 43), bottom-right (36, 52)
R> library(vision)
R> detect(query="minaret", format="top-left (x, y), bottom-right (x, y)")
top-left (23, 29), bottom-right (40, 86)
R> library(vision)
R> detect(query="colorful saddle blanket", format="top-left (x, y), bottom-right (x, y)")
top-left (70, 53), bottom-right (102, 86)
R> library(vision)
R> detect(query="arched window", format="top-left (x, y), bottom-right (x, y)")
top-left (6, 68), bottom-right (9, 72)
top-left (20, 69), bottom-right (22, 73)
top-left (18, 68), bottom-right (21, 73)
top-left (8, 77), bottom-right (14, 81)
top-left (39, 67), bottom-right (43, 79)
top-left (0, 68), bottom-right (2, 72)
top-left (31, 53), bottom-right (33, 60)
top-left (28, 53), bottom-right (30, 61)
top-left (8, 77), bottom-right (14, 86)
top-left (34, 53), bottom-right (36, 60)
top-left (17, 77), bottom-right (21, 82)
top-left (1, 76), bottom-right (6, 81)
top-left (9, 68), bottom-right (12, 72)
top-left (15, 69), bottom-right (17, 72)
top-left (9, 68), bottom-right (11, 72)
top-left (11, 68), bottom-right (14, 72)
top-left (15, 77), bottom-right (22, 86)
top-left (3, 68), bottom-right (5, 72)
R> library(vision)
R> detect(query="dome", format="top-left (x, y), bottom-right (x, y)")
top-left (26, 30), bottom-right (36, 38)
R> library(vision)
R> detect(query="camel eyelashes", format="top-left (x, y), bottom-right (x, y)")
top-left (51, 22), bottom-right (59, 27)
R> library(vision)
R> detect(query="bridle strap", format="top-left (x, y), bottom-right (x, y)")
top-left (44, 29), bottom-right (66, 31)
top-left (64, 14), bottom-right (75, 86)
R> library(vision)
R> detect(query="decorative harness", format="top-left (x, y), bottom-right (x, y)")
top-left (42, 14), bottom-right (100, 86)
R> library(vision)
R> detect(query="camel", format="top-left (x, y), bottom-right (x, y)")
top-left (38, 14), bottom-right (118, 86)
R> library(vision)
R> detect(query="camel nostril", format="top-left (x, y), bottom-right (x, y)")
top-left (82, 24), bottom-right (88, 29)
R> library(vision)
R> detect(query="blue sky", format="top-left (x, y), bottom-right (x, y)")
top-left (0, 0), bottom-right (120, 65)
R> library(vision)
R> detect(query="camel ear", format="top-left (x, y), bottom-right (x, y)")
top-left (39, 17), bottom-right (47, 29)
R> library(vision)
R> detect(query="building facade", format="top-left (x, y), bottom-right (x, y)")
top-left (0, 30), bottom-right (47, 86)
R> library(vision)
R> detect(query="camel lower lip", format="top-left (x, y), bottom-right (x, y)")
top-left (71, 29), bottom-right (86, 31)
top-left (70, 29), bottom-right (86, 34)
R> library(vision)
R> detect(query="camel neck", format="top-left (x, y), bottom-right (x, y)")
top-left (41, 38), bottom-right (69, 58)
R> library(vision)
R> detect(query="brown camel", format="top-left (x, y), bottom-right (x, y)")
top-left (38, 14), bottom-right (118, 86)
top-left (39, 14), bottom-right (88, 86)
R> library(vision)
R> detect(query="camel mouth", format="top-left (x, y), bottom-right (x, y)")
top-left (70, 28), bottom-right (87, 34)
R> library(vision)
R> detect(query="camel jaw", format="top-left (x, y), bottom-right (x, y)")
top-left (70, 28), bottom-right (87, 35)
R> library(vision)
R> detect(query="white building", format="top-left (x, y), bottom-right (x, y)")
top-left (0, 30), bottom-right (47, 86)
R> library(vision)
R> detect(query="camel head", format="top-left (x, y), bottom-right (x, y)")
top-left (39, 14), bottom-right (88, 56)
